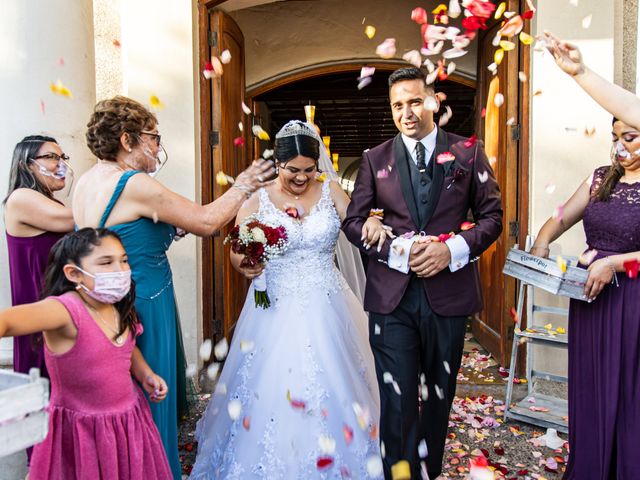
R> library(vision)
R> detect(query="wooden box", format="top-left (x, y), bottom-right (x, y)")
top-left (0, 368), bottom-right (49, 458)
top-left (503, 248), bottom-right (589, 301)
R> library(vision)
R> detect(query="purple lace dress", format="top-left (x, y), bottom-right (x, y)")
top-left (564, 166), bottom-right (640, 479)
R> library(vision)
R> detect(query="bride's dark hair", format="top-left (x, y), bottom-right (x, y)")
top-left (274, 134), bottom-right (320, 164)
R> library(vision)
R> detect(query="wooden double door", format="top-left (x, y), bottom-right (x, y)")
top-left (198, 2), bottom-right (530, 368)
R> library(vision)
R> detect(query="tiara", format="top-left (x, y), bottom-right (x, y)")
top-left (275, 120), bottom-right (320, 141)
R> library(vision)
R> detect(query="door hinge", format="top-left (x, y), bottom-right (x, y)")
top-left (511, 124), bottom-right (521, 141)
top-left (209, 131), bottom-right (219, 146)
top-left (208, 30), bottom-right (218, 47)
top-left (509, 220), bottom-right (519, 237)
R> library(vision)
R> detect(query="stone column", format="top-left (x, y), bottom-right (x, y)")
top-left (0, 0), bottom-right (97, 363)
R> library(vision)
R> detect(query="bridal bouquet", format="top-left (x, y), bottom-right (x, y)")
top-left (224, 216), bottom-right (288, 308)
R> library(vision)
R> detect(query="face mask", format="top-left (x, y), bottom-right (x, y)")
top-left (137, 139), bottom-right (168, 178)
top-left (35, 159), bottom-right (71, 179)
top-left (76, 267), bottom-right (131, 304)
top-left (613, 141), bottom-right (640, 160)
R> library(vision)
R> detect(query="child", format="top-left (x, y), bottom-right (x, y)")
top-left (0, 228), bottom-right (171, 479)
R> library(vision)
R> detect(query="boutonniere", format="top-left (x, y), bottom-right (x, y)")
top-left (446, 166), bottom-right (467, 189)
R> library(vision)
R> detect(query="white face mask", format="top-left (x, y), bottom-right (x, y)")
top-left (76, 267), bottom-right (131, 304)
top-left (34, 159), bottom-right (72, 180)
top-left (613, 141), bottom-right (640, 160)
top-left (140, 142), bottom-right (168, 178)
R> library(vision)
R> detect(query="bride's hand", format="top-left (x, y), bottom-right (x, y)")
top-left (238, 263), bottom-right (265, 280)
top-left (362, 217), bottom-right (396, 252)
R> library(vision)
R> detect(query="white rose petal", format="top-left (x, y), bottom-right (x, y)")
top-left (227, 399), bottom-right (242, 420)
top-left (214, 338), bottom-right (229, 361)
top-left (199, 339), bottom-right (213, 361)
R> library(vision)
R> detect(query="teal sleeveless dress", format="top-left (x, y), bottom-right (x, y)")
top-left (99, 170), bottom-right (187, 479)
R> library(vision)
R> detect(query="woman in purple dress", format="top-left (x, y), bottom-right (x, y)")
top-left (531, 117), bottom-right (640, 478)
top-left (3, 135), bottom-right (74, 378)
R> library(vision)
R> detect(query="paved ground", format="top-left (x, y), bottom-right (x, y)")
top-left (1, 334), bottom-right (569, 479)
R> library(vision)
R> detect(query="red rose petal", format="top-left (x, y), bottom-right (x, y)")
top-left (317, 456), bottom-right (334, 470)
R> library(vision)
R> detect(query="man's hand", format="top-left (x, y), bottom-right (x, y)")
top-left (409, 241), bottom-right (451, 278)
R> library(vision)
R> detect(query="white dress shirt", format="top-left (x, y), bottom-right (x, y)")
top-left (387, 126), bottom-right (471, 274)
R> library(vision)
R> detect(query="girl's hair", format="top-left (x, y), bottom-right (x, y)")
top-left (3, 135), bottom-right (58, 205)
top-left (42, 228), bottom-right (138, 340)
top-left (86, 96), bottom-right (158, 161)
top-left (274, 134), bottom-right (320, 164)
top-left (595, 116), bottom-right (625, 202)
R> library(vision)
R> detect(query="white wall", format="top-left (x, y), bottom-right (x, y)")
top-left (530, 0), bottom-right (616, 376)
top-left (0, 0), bottom-right (97, 364)
top-left (118, 0), bottom-right (202, 366)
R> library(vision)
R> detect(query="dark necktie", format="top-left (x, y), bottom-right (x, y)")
top-left (416, 142), bottom-right (427, 173)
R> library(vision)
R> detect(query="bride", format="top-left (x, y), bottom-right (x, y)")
top-left (190, 121), bottom-right (387, 479)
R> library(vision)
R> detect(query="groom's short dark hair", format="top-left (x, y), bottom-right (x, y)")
top-left (388, 67), bottom-right (434, 93)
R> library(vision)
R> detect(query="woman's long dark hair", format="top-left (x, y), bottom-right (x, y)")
top-left (3, 135), bottom-right (57, 205)
top-left (42, 228), bottom-right (138, 340)
top-left (595, 117), bottom-right (624, 202)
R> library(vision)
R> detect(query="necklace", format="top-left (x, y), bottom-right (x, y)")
top-left (86, 303), bottom-right (124, 346)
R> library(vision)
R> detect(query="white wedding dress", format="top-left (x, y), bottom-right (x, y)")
top-left (190, 181), bottom-right (382, 479)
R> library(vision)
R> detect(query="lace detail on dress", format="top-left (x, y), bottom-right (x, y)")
top-left (257, 182), bottom-right (348, 310)
top-left (584, 165), bottom-right (640, 253)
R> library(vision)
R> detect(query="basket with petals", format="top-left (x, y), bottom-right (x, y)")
top-left (224, 216), bottom-right (289, 308)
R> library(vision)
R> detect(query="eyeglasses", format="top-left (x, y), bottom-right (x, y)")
top-left (140, 131), bottom-right (162, 146)
top-left (33, 153), bottom-right (70, 162)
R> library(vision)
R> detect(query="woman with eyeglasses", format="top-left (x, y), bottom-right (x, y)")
top-left (3, 135), bottom-right (75, 462)
top-left (72, 96), bottom-right (274, 479)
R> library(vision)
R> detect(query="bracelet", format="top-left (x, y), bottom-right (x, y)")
top-left (605, 257), bottom-right (619, 287)
top-left (369, 208), bottom-right (384, 220)
top-left (232, 183), bottom-right (254, 198)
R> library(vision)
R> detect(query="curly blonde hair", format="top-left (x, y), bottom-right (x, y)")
top-left (86, 96), bottom-right (158, 160)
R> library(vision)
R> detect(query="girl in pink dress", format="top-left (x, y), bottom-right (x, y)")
top-left (0, 228), bottom-right (171, 480)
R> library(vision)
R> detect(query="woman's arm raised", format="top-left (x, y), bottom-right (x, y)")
top-left (128, 159), bottom-right (274, 237)
top-left (543, 31), bottom-right (640, 130)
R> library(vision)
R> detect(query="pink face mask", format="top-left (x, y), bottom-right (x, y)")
top-left (76, 267), bottom-right (131, 304)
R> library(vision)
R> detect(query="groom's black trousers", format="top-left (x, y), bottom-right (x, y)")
top-left (369, 275), bottom-right (467, 479)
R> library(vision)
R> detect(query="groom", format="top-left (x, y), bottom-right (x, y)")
top-left (343, 67), bottom-right (503, 479)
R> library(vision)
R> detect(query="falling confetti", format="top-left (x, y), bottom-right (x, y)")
top-left (461, 221), bottom-right (476, 231)
top-left (493, 93), bottom-right (504, 107)
top-left (240, 340), bottom-right (255, 352)
top-left (623, 259), bottom-right (639, 278)
top-left (366, 456), bottom-right (383, 477)
top-left (216, 171), bottom-right (234, 186)
top-left (545, 183), bottom-right (556, 194)
top-left (411, 7), bottom-right (428, 24)
top-left (252, 125), bottom-right (271, 141)
top-left (582, 14), bottom-right (593, 29)
top-left (449, 0), bottom-right (461, 18)
top-left (553, 204), bottom-right (564, 220)
top-left (402, 49), bottom-right (422, 68)
top-left (438, 105), bottom-right (453, 126)
top-left (50, 80), bottom-right (73, 98)
top-left (214, 337), bottom-right (229, 360)
top-left (112, 39), bottom-right (121, 48)
top-left (478, 171), bottom-right (489, 183)
top-left (227, 399), bottom-right (242, 420)
top-left (436, 152), bottom-right (456, 164)
top-left (206, 363), bottom-right (219, 380)
top-left (375, 38), bottom-right (396, 59)
top-left (199, 339), bottom-right (212, 361)
top-left (242, 416), bottom-right (251, 430)
top-left (364, 25), bottom-right (377, 39)
top-left (185, 363), bottom-right (197, 378)
top-left (495, 2), bottom-right (506, 19)
top-left (40, 100), bottom-right (46, 115)
top-left (242, 102), bottom-right (252, 115)
top-left (219, 49), bottom-right (232, 64)
top-left (518, 71), bottom-right (527, 82)
top-left (357, 77), bottom-right (372, 90)
top-left (149, 95), bottom-right (165, 109)
top-left (519, 31), bottom-right (534, 45)
top-left (233, 136), bottom-right (245, 147)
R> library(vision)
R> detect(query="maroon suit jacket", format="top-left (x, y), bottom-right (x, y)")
top-left (342, 129), bottom-right (503, 316)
